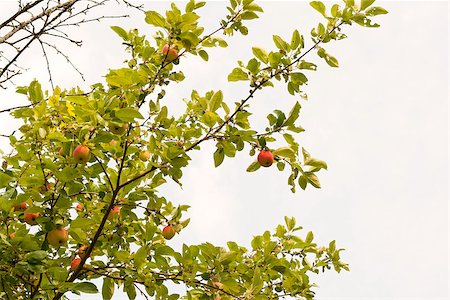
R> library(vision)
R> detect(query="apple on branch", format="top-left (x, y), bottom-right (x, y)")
top-left (13, 202), bottom-right (28, 212)
top-left (47, 227), bottom-right (69, 247)
top-left (70, 257), bottom-right (81, 271)
top-left (108, 206), bottom-right (121, 220)
top-left (139, 150), bottom-right (151, 161)
top-left (73, 145), bottom-right (90, 164)
top-left (161, 225), bottom-right (176, 240)
top-left (162, 44), bottom-right (178, 62)
top-left (75, 203), bottom-right (83, 212)
top-left (24, 212), bottom-right (40, 225)
top-left (257, 149), bottom-right (274, 167)
top-left (108, 122), bottom-right (128, 135)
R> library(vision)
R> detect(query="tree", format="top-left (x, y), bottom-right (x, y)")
top-left (0, 0), bottom-right (387, 299)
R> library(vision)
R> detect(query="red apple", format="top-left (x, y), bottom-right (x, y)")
top-left (38, 182), bottom-right (51, 193)
top-left (13, 202), bottom-right (28, 212)
top-left (108, 206), bottom-right (121, 219)
top-left (47, 228), bottom-right (69, 247)
top-left (9, 232), bottom-right (16, 239)
top-left (139, 150), bottom-right (150, 161)
top-left (257, 150), bottom-right (274, 167)
top-left (75, 203), bottom-right (83, 212)
top-left (161, 225), bottom-right (176, 240)
top-left (162, 44), bottom-right (178, 62)
top-left (73, 145), bottom-right (90, 164)
top-left (108, 123), bottom-right (128, 135)
top-left (24, 213), bottom-right (40, 225)
top-left (77, 245), bottom-right (88, 256)
top-left (70, 257), bottom-right (81, 271)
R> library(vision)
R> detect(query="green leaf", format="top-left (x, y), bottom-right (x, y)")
top-left (145, 11), bottom-right (166, 27)
top-left (25, 251), bottom-right (47, 265)
top-left (305, 172), bottom-right (321, 188)
top-left (71, 218), bottom-right (96, 228)
top-left (361, 0), bottom-right (376, 10)
top-left (305, 231), bottom-right (314, 243)
top-left (306, 158), bottom-right (328, 170)
top-left (0, 171), bottom-right (12, 187)
top-left (124, 279), bottom-right (136, 300)
top-left (246, 161), bottom-right (261, 172)
top-left (28, 80), bottom-right (44, 103)
top-left (298, 175), bottom-right (308, 190)
top-left (365, 6), bottom-right (388, 16)
top-left (213, 148), bottom-right (224, 167)
top-left (273, 147), bottom-right (295, 159)
top-left (74, 282), bottom-right (98, 294)
top-left (198, 49), bottom-right (209, 61)
top-left (272, 35), bottom-right (288, 51)
top-left (227, 68), bottom-right (249, 81)
top-left (116, 108), bottom-right (144, 122)
top-left (209, 90), bottom-right (223, 112)
top-left (285, 102), bottom-right (301, 126)
top-left (241, 11), bottom-right (259, 20)
top-left (111, 26), bottom-right (128, 40)
top-left (65, 95), bottom-right (87, 105)
top-left (252, 47), bottom-right (269, 64)
top-left (325, 53), bottom-right (339, 67)
top-left (102, 278), bottom-right (114, 300)
top-left (310, 1), bottom-right (327, 17)
top-left (290, 30), bottom-right (302, 49)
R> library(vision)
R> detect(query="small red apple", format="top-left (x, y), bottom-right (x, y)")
top-left (257, 150), bottom-right (274, 167)
top-left (161, 225), bottom-right (176, 240)
top-left (75, 203), bottom-right (83, 212)
top-left (47, 227), bottom-right (69, 247)
top-left (9, 232), bottom-right (16, 239)
top-left (70, 257), bottom-right (81, 271)
top-left (24, 212), bottom-right (40, 225)
top-left (38, 182), bottom-right (51, 193)
top-left (162, 44), bottom-right (178, 62)
top-left (73, 145), bottom-right (90, 164)
top-left (13, 202), bottom-right (28, 212)
top-left (108, 206), bottom-right (121, 219)
top-left (139, 150), bottom-right (151, 161)
top-left (108, 123), bottom-right (128, 135)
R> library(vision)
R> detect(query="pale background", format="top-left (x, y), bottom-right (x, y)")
top-left (0, 1), bottom-right (448, 299)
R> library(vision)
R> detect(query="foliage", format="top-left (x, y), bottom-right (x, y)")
top-left (0, 0), bottom-right (386, 299)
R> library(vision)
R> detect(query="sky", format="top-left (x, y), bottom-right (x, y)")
top-left (0, 1), bottom-right (448, 300)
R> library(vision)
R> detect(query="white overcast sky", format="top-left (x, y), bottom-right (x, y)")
top-left (0, 1), bottom-right (448, 300)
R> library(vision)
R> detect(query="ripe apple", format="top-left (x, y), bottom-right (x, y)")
top-left (70, 257), bottom-right (81, 271)
top-left (108, 206), bottom-right (121, 219)
top-left (13, 202), bottom-right (28, 212)
top-left (38, 182), bottom-right (51, 193)
top-left (257, 150), bottom-right (274, 167)
top-left (73, 145), bottom-right (90, 164)
top-left (161, 225), bottom-right (176, 240)
top-left (9, 232), bottom-right (16, 239)
top-left (24, 213), bottom-right (40, 225)
top-left (75, 203), bottom-right (83, 212)
top-left (47, 227), bottom-right (69, 247)
top-left (139, 150), bottom-right (150, 161)
top-left (162, 44), bottom-right (178, 62)
top-left (77, 245), bottom-right (88, 256)
top-left (108, 123), bottom-right (128, 135)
